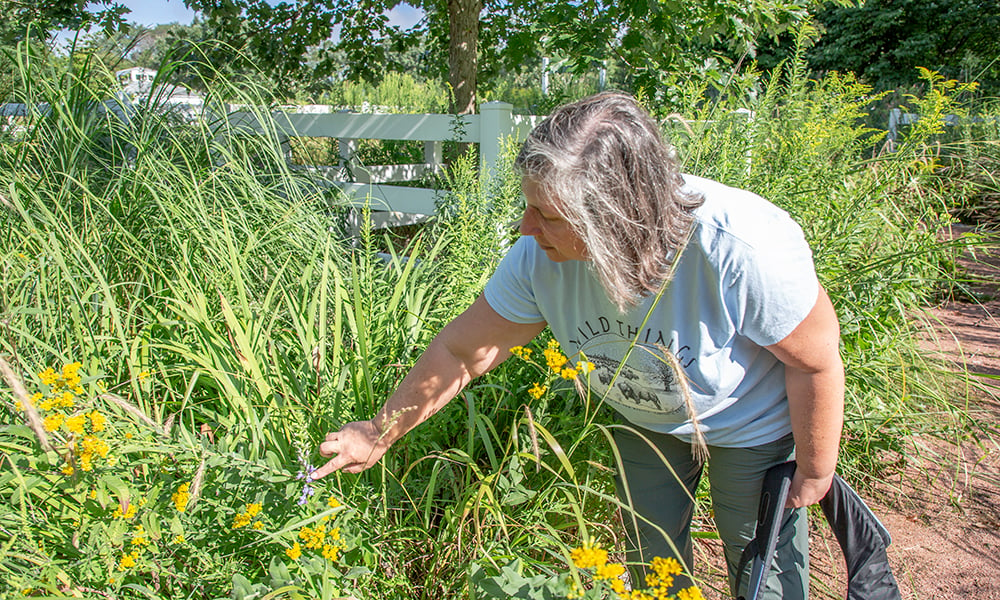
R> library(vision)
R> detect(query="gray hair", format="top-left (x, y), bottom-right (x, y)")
top-left (515, 92), bottom-right (704, 312)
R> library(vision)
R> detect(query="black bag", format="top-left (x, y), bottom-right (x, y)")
top-left (735, 461), bottom-right (902, 600)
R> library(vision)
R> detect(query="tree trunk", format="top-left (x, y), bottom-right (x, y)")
top-left (447, 0), bottom-right (481, 115)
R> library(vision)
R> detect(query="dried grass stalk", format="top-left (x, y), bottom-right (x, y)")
top-left (187, 458), bottom-right (207, 511)
top-left (0, 355), bottom-right (54, 453)
top-left (100, 392), bottom-right (165, 435)
top-left (657, 345), bottom-right (710, 464)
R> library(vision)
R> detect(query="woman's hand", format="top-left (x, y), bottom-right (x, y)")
top-left (786, 470), bottom-right (834, 508)
top-left (311, 420), bottom-right (388, 479)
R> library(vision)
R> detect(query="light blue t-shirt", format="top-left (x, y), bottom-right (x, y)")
top-left (484, 175), bottom-right (820, 447)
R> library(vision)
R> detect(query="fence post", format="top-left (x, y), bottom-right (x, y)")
top-left (479, 101), bottom-right (514, 186)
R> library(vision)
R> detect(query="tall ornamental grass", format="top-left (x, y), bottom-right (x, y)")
top-left (0, 38), bottom-right (991, 599)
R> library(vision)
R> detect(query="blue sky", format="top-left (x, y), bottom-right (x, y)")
top-left (103, 0), bottom-right (423, 29)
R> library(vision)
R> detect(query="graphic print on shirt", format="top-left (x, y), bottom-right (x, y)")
top-left (571, 319), bottom-right (696, 424)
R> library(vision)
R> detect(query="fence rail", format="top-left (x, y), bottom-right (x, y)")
top-left (228, 103), bottom-right (543, 224)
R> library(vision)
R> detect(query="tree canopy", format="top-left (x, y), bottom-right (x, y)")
top-left (1, 0), bottom-right (130, 46)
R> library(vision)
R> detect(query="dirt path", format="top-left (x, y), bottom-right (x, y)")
top-left (885, 224), bottom-right (1000, 599)
top-left (693, 224), bottom-right (1000, 599)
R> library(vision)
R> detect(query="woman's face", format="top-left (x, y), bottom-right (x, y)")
top-left (519, 178), bottom-right (588, 262)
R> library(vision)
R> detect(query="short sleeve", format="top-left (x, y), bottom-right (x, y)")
top-left (484, 237), bottom-right (547, 324)
top-left (726, 212), bottom-right (819, 347)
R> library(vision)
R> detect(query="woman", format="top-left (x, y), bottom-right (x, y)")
top-left (310, 92), bottom-right (844, 599)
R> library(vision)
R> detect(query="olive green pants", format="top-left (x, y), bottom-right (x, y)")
top-left (613, 426), bottom-right (808, 600)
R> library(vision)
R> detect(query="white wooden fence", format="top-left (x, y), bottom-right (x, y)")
top-left (227, 103), bottom-right (543, 225)
top-left (1, 99), bottom-right (543, 225)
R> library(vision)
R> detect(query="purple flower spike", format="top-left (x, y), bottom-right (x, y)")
top-left (295, 451), bottom-right (317, 505)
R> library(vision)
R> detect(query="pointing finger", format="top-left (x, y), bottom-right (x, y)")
top-left (311, 455), bottom-right (348, 480)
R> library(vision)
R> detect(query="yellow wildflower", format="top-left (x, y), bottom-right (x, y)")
top-left (118, 550), bottom-right (138, 569)
top-left (544, 348), bottom-right (569, 372)
top-left (252, 521), bottom-right (264, 530)
top-left (79, 453), bottom-right (93, 472)
top-left (645, 556), bottom-right (684, 594)
top-left (43, 413), bottom-right (64, 432)
top-left (560, 367), bottom-right (579, 380)
top-left (576, 360), bottom-right (595, 375)
top-left (285, 542), bottom-right (302, 560)
top-left (232, 503), bottom-right (263, 529)
top-left (89, 410), bottom-right (106, 432)
top-left (619, 591), bottom-right (653, 600)
top-left (113, 502), bottom-right (137, 520)
top-left (594, 562), bottom-right (625, 581)
top-left (173, 534), bottom-right (186, 544)
top-left (676, 587), bottom-right (705, 600)
top-left (651, 556), bottom-right (683, 577)
top-left (546, 339), bottom-right (561, 350)
top-left (570, 543), bottom-right (608, 570)
top-left (65, 414), bottom-right (87, 435)
top-left (327, 495), bottom-right (341, 509)
top-left (30, 392), bottom-right (43, 403)
top-left (321, 543), bottom-right (340, 561)
top-left (172, 483), bottom-right (190, 512)
top-left (61, 463), bottom-right (75, 476)
top-left (131, 524), bottom-right (149, 546)
top-left (89, 489), bottom-right (98, 500)
top-left (527, 383), bottom-right (547, 400)
top-left (38, 367), bottom-right (59, 386)
top-left (59, 391), bottom-right (75, 408)
top-left (509, 346), bottom-right (533, 360)
top-left (298, 524), bottom-right (326, 549)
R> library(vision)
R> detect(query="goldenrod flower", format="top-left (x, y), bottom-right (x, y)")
top-left (79, 453), bottom-right (93, 472)
top-left (327, 495), bottom-right (341, 509)
top-left (172, 535), bottom-right (186, 544)
top-left (118, 549), bottom-right (139, 570)
top-left (544, 348), bottom-right (569, 371)
top-left (594, 562), bottom-right (625, 581)
top-left (528, 383), bottom-right (547, 400)
top-left (61, 463), bottom-right (75, 476)
top-left (570, 543), bottom-right (608, 570)
top-left (252, 521), bottom-right (264, 530)
top-left (131, 524), bottom-right (149, 546)
top-left (321, 543), bottom-right (340, 561)
top-left (38, 367), bottom-right (58, 386)
top-left (65, 414), bottom-right (87, 435)
top-left (676, 587), bottom-right (705, 600)
top-left (232, 503), bottom-right (263, 529)
top-left (560, 367), bottom-right (579, 380)
top-left (113, 503), bottom-right (138, 520)
top-left (89, 410), bottom-right (106, 432)
top-left (172, 483), bottom-right (190, 512)
top-left (645, 556), bottom-right (684, 595)
top-left (509, 346), bottom-right (533, 360)
top-left (298, 524), bottom-right (325, 549)
top-left (285, 542), bottom-right (302, 560)
top-left (43, 413), bottom-right (64, 432)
